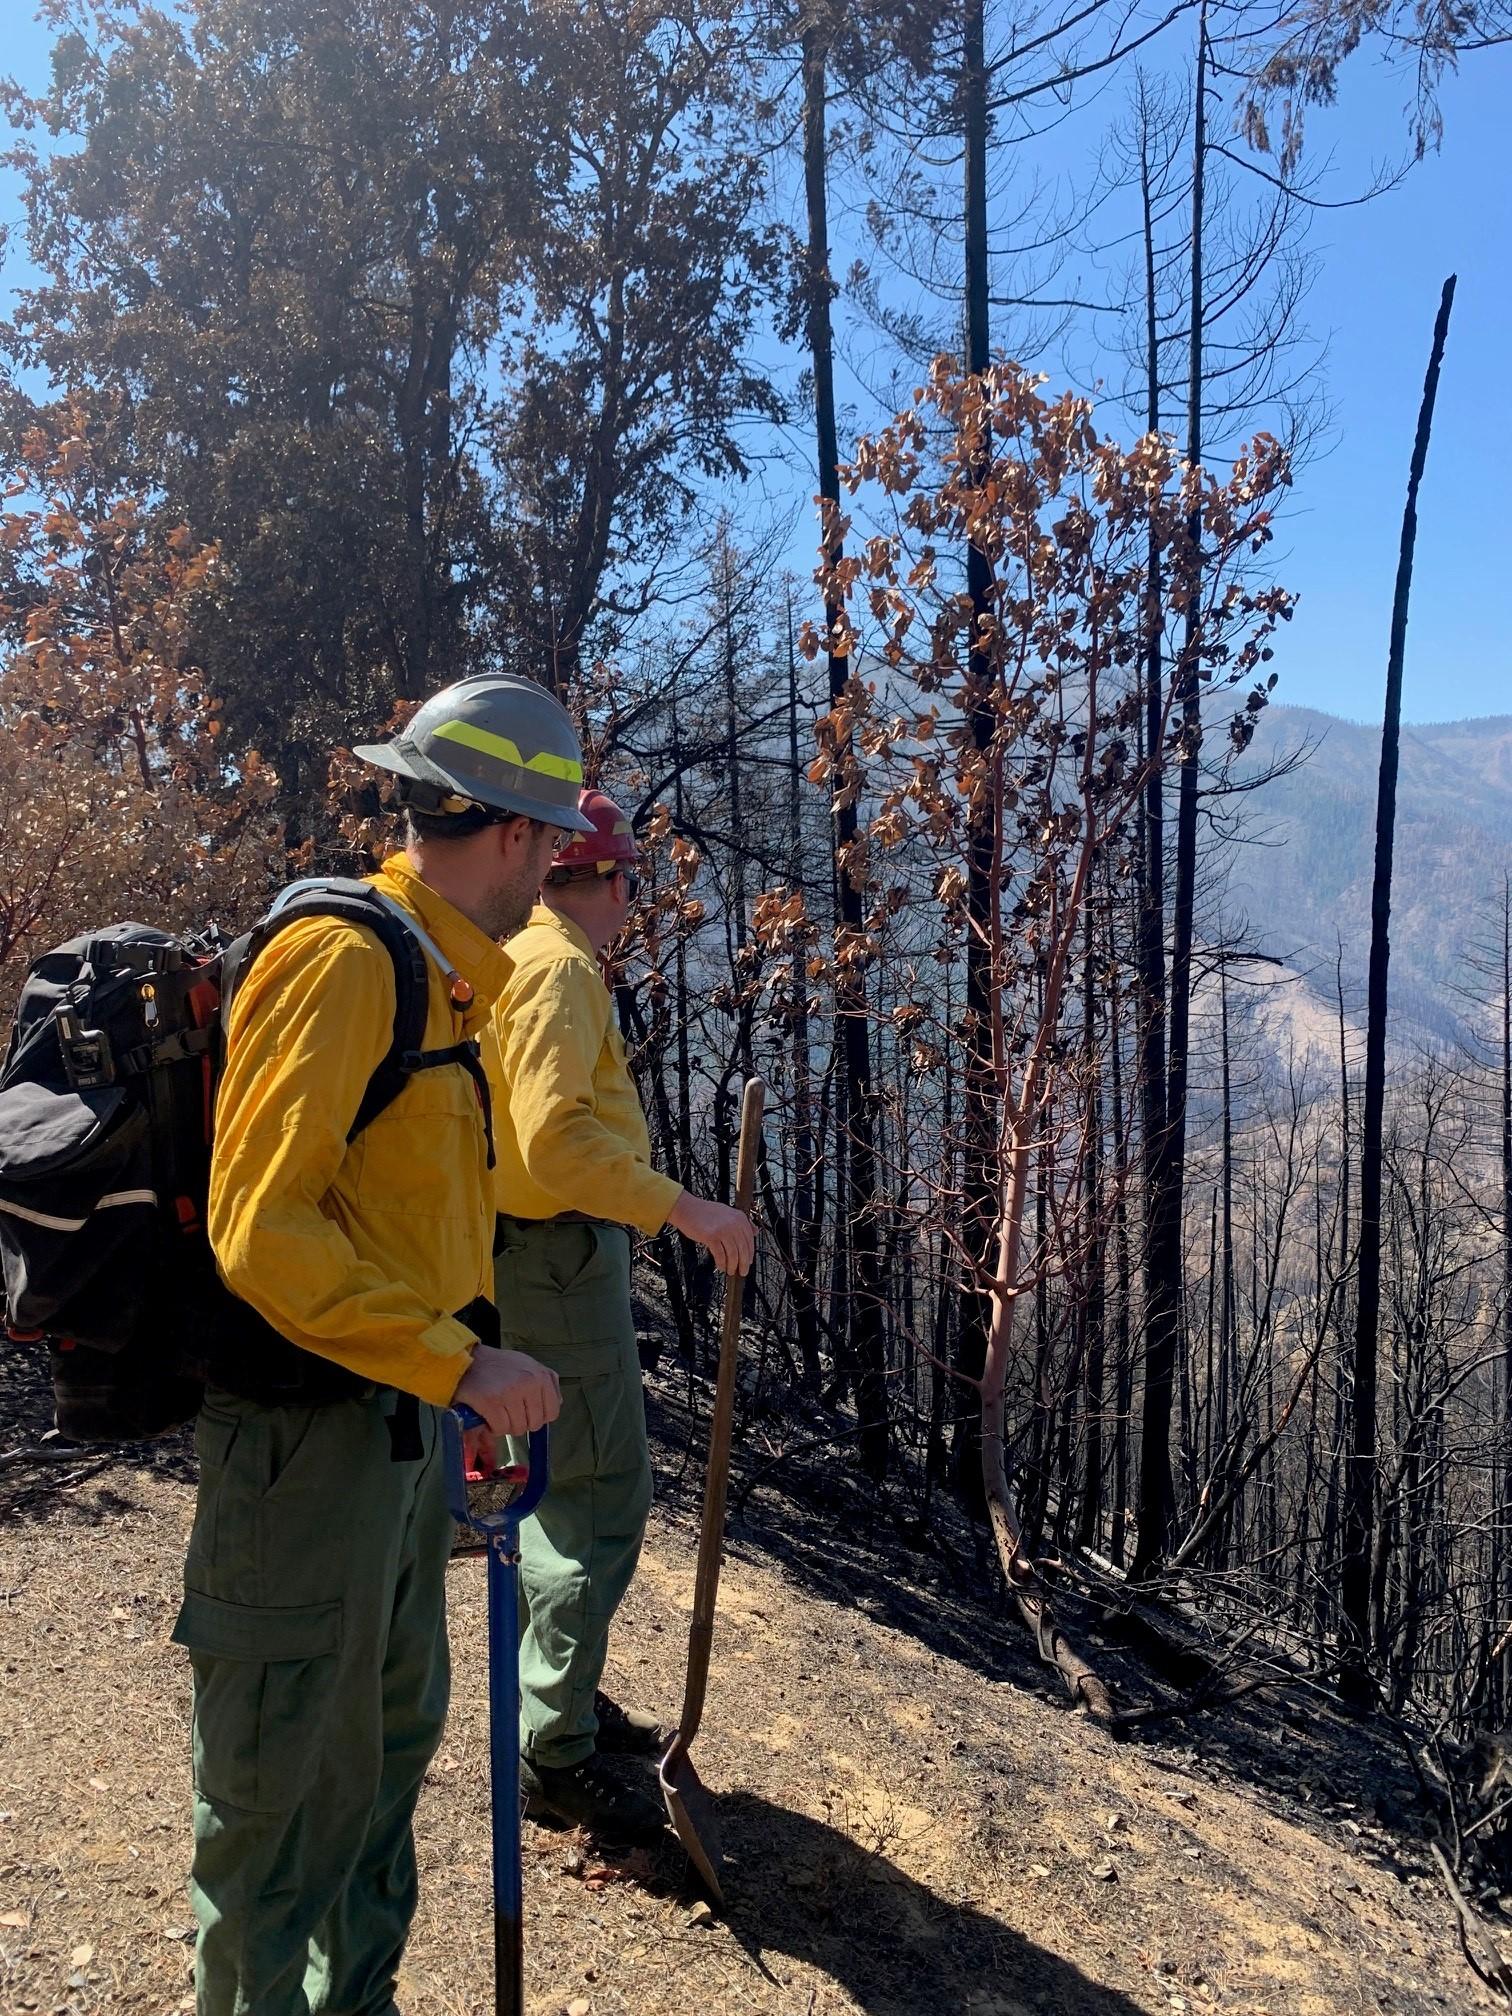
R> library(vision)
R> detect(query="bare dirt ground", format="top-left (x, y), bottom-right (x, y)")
top-left (1, 1347), bottom-right (1504, 2016)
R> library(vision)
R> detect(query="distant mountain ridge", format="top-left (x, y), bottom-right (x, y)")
top-left (1226, 705), bottom-right (1512, 1052)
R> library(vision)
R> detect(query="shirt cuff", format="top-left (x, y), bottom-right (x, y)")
top-left (627, 1172), bottom-right (684, 1238)
top-left (407, 1313), bottom-right (479, 1406)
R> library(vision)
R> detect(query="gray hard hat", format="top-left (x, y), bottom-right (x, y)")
top-left (354, 674), bottom-right (593, 831)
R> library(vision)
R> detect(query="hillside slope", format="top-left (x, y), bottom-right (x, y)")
top-left (1228, 707), bottom-right (1512, 1049)
top-left (1, 1359), bottom-right (1503, 2016)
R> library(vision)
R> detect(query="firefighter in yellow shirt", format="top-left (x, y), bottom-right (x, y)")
top-left (484, 789), bottom-right (754, 1841)
top-left (176, 674), bottom-right (579, 2016)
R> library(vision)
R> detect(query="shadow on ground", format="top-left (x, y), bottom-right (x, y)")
top-left (0, 1340), bottom-right (195, 1530)
top-left (3, 1290), bottom-right (1435, 1871)
top-left (642, 1377), bottom-right (1048, 1700)
top-left (642, 1368), bottom-right (1435, 1875)
top-left (715, 1793), bottom-right (1147, 2016)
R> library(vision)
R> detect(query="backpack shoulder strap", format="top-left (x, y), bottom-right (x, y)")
top-left (219, 879), bottom-right (430, 1145)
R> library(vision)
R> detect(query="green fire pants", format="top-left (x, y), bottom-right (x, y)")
top-left (494, 1217), bottom-right (652, 1770)
top-left (172, 1385), bottom-right (452, 2016)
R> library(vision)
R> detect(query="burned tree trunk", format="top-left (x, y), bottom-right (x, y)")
top-left (804, 26), bottom-right (889, 1475)
top-left (1339, 273), bottom-right (1456, 1712)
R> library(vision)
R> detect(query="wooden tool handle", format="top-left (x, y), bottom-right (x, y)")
top-left (673, 1077), bottom-right (765, 1749)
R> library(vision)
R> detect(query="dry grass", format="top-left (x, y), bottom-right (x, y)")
top-left (1, 1369), bottom-right (1504, 2016)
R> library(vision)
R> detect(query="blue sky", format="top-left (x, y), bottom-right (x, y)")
top-left (1, 9), bottom-right (1507, 727)
top-left (1234, 52), bottom-right (1512, 728)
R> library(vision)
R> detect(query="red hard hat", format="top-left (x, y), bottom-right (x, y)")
top-left (552, 789), bottom-right (638, 873)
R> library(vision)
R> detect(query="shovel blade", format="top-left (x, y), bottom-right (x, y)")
top-left (659, 1749), bottom-right (724, 1903)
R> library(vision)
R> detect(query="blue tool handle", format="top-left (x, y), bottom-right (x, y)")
top-left (448, 1403), bottom-right (550, 2016)
top-left (488, 1517), bottom-right (524, 2016)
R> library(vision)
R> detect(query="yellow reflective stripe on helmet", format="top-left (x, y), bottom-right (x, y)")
top-left (431, 718), bottom-right (583, 784)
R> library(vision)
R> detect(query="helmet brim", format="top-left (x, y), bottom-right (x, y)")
top-left (352, 741), bottom-right (424, 782)
top-left (541, 802), bottom-right (597, 833)
top-left (353, 740), bottom-right (595, 831)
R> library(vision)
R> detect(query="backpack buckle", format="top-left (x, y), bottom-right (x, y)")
top-left (55, 1008), bottom-right (116, 1091)
top-left (84, 939), bottom-right (182, 978)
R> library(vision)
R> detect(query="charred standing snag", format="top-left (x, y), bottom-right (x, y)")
top-left (1339, 274), bottom-right (1457, 1715)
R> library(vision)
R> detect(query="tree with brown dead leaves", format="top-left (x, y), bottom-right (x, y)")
top-left (767, 356), bottom-right (1292, 1713)
top-left (0, 402), bottom-right (280, 999)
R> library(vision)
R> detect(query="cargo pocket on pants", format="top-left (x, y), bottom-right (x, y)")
top-left (172, 1590), bottom-right (343, 1813)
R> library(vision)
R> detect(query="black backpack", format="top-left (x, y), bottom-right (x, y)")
top-left (0, 878), bottom-right (477, 1442)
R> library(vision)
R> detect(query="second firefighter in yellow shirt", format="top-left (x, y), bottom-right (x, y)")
top-left (482, 789), bottom-right (754, 1841)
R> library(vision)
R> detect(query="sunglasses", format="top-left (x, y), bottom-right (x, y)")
top-left (616, 870), bottom-right (642, 903)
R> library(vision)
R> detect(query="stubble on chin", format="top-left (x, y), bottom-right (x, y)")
top-left (484, 872), bottom-right (540, 943)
